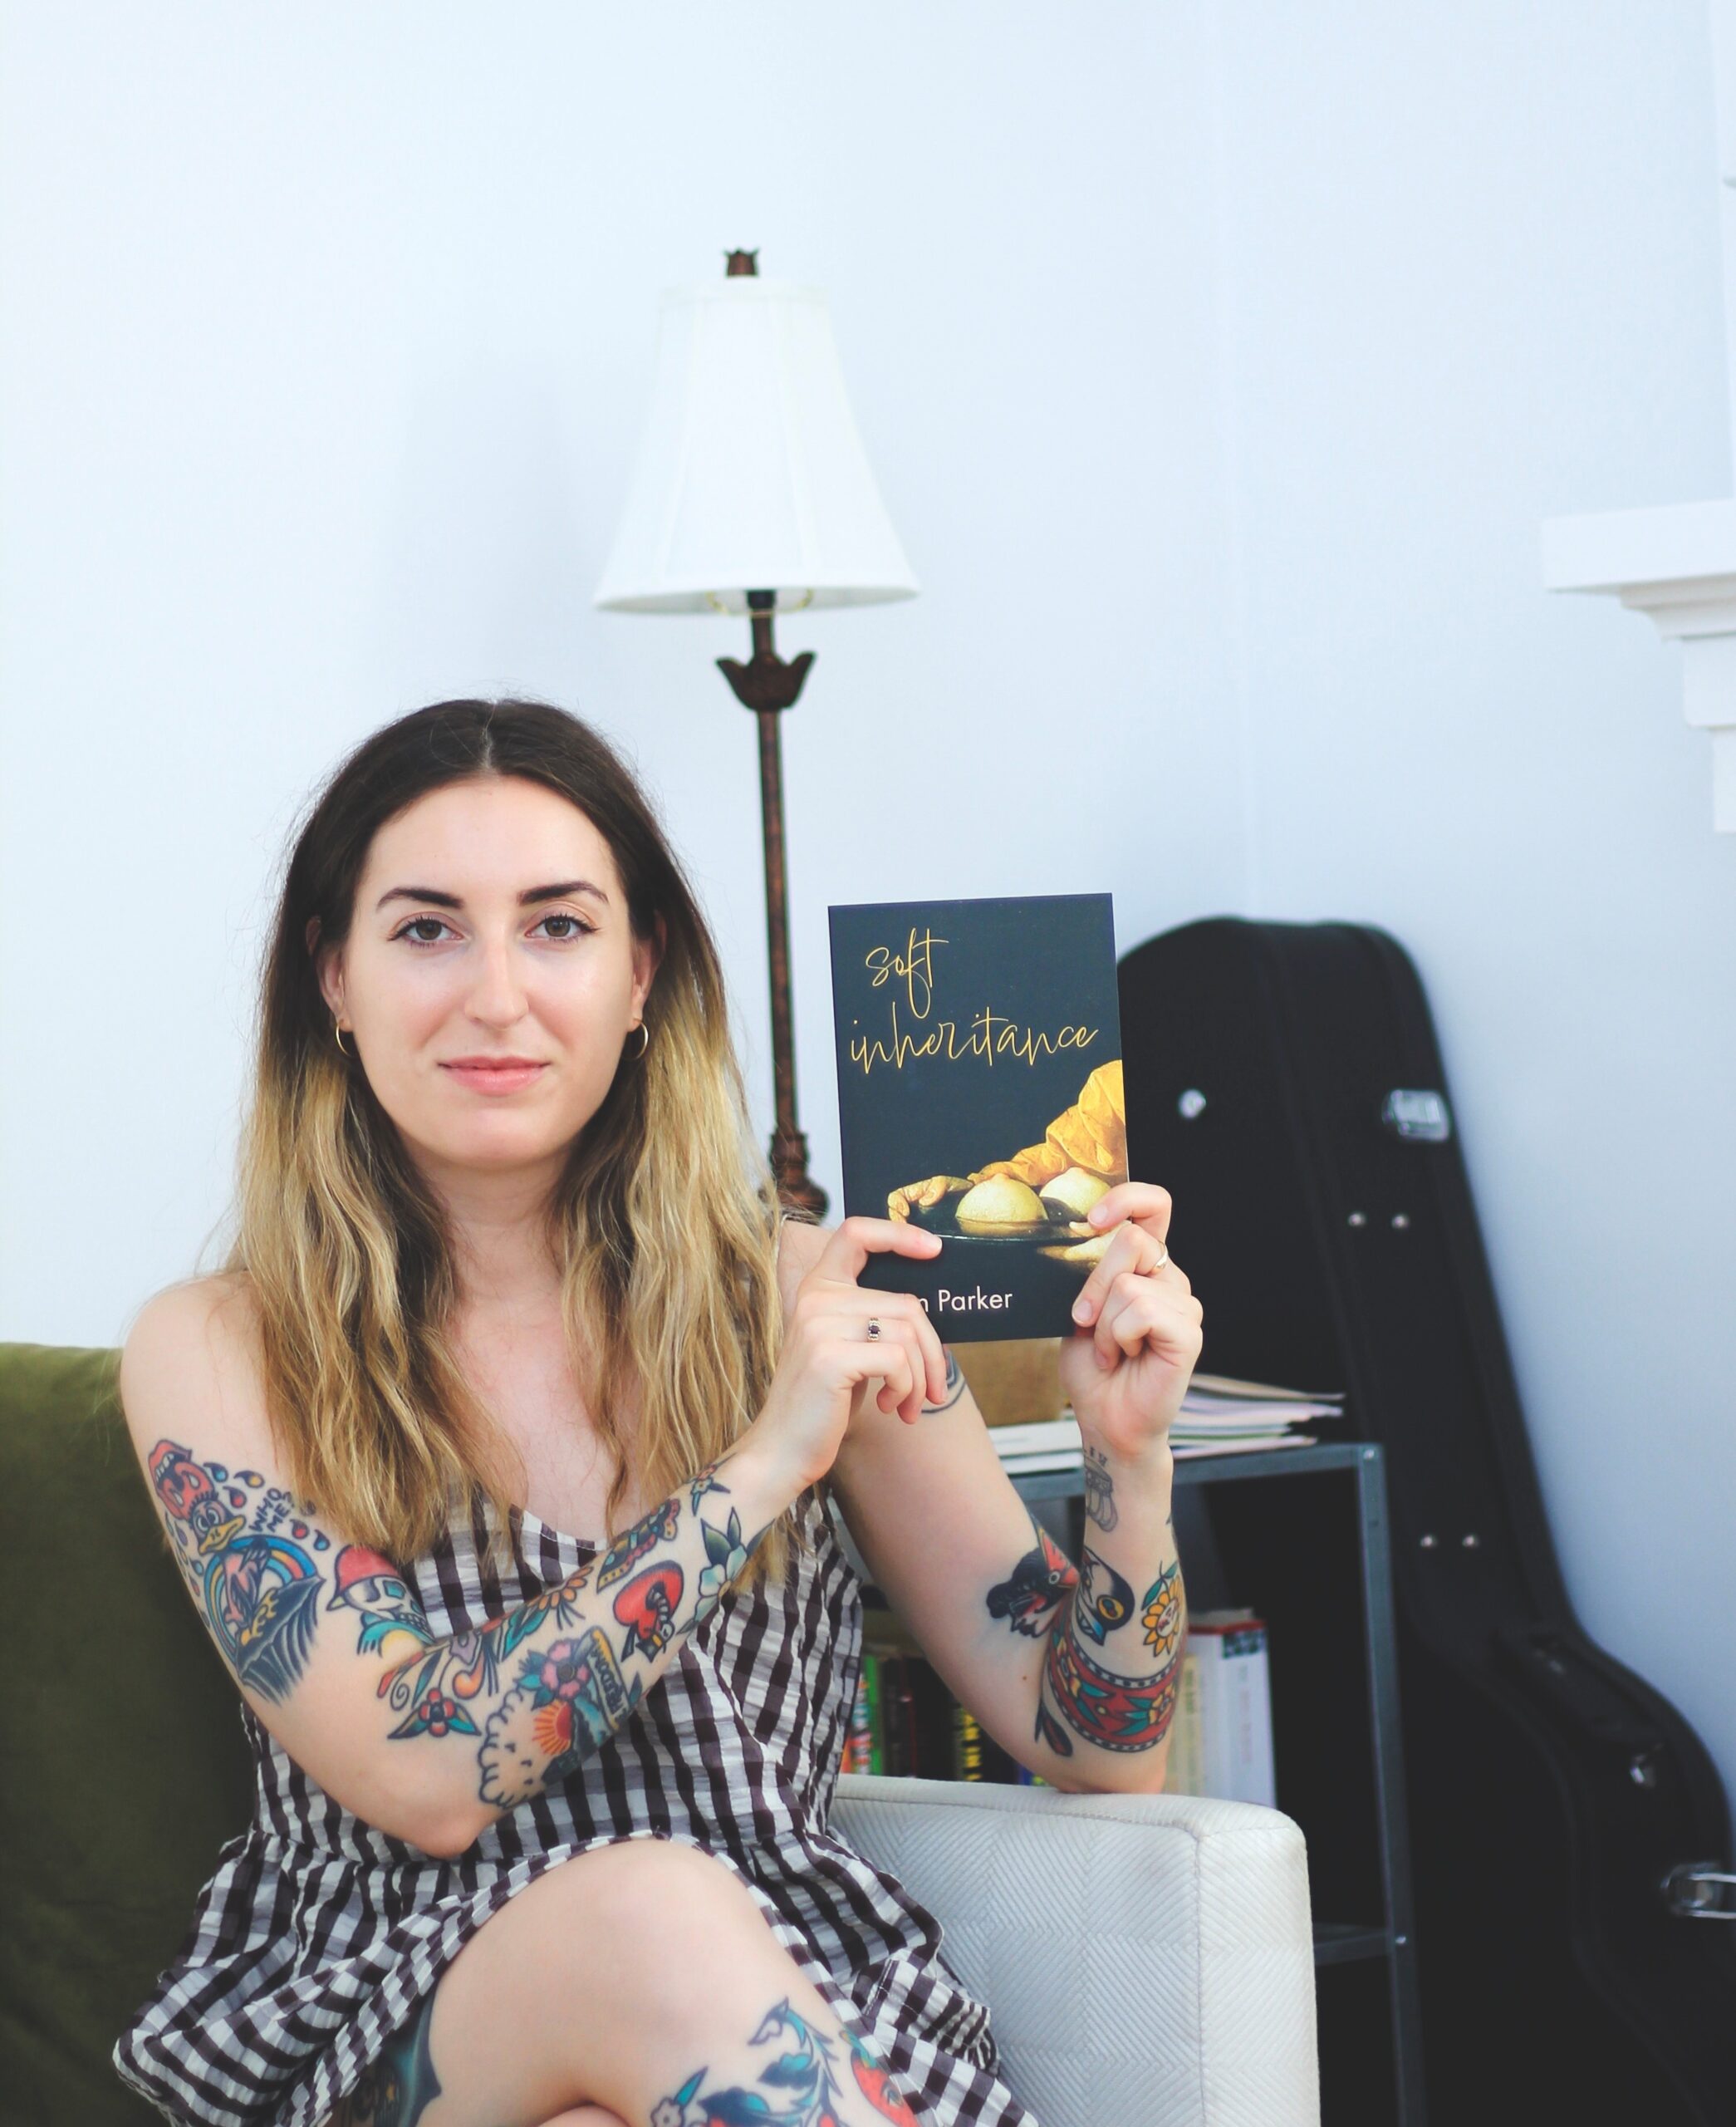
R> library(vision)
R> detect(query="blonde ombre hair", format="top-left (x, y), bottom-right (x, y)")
top-left (228, 698), bottom-right (804, 1589)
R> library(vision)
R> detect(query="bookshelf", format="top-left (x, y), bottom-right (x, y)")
top-left (858, 1440), bottom-right (1425, 2127)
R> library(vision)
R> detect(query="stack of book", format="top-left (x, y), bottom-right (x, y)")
top-left (838, 1643), bottom-right (1026, 1782)
top-left (841, 1606), bottom-right (1031, 1782)
top-left (988, 1371), bottom-right (1344, 1476)
top-left (1162, 1609), bottom-right (1277, 1806)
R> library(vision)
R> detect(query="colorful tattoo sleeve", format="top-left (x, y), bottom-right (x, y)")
top-left (150, 1437), bottom-right (773, 1825)
top-left (983, 1516), bottom-right (1080, 1638)
top-left (380, 1453), bottom-right (772, 1815)
top-left (1036, 1551), bottom-right (1186, 1759)
top-left (150, 1438), bottom-right (366, 1702)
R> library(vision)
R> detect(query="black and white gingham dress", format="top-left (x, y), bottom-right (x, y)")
top-left (114, 1482), bottom-right (1039, 2127)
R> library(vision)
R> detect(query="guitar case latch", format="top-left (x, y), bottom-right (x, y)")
top-left (1661, 1861), bottom-right (1736, 1918)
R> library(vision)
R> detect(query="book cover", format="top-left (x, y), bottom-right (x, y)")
top-left (827, 892), bottom-right (1128, 1343)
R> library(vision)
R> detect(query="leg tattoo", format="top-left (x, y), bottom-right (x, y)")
top-left (343, 1994), bottom-right (443, 2126)
top-left (652, 1998), bottom-right (919, 2125)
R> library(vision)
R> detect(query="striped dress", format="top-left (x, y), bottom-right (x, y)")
top-left (113, 1481), bottom-right (1041, 2127)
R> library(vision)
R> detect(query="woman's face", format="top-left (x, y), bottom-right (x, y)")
top-left (316, 774), bottom-right (660, 1183)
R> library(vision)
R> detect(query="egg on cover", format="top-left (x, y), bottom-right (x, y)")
top-left (955, 1174), bottom-right (1047, 1235)
top-left (1038, 1166), bottom-right (1111, 1224)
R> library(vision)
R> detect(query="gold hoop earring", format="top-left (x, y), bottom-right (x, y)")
top-left (333, 1018), bottom-right (351, 1058)
top-left (627, 1022), bottom-right (650, 1059)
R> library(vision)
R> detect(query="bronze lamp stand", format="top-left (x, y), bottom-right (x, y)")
top-left (716, 579), bottom-right (825, 1216)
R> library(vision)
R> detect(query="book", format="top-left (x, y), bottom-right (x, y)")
top-left (1162, 1611), bottom-right (1277, 1807)
top-left (997, 1436), bottom-right (1319, 1471)
top-left (1165, 1648), bottom-right (1207, 1796)
top-left (953, 1701), bottom-right (1018, 1783)
top-left (1188, 1372), bottom-right (1343, 1403)
top-left (856, 1610), bottom-right (1022, 1783)
top-left (841, 1655), bottom-right (876, 1775)
top-left (827, 893), bottom-right (1128, 1343)
top-left (985, 1380), bottom-right (1342, 1473)
top-left (860, 1649), bottom-right (966, 1779)
top-left (1174, 1436), bottom-right (1316, 1461)
top-left (988, 1398), bottom-right (1342, 1456)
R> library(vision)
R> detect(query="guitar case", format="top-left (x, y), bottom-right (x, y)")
top-left (1117, 916), bottom-right (1736, 2126)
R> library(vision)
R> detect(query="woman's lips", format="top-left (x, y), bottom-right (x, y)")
top-left (440, 1061), bottom-right (548, 1094)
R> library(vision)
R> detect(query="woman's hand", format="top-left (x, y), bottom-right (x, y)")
top-left (751, 1217), bottom-right (950, 1494)
top-left (1057, 1181), bottom-right (1203, 1463)
top-left (886, 1175), bottom-right (971, 1222)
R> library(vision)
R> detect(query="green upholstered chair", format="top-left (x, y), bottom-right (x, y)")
top-left (0, 1343), bottom-right (253, 2127)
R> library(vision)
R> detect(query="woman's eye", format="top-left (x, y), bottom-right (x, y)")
top-left (390, 912), bottom-right (594, 945)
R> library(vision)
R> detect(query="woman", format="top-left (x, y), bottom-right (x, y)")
top-left (112, 699), bottom-right (1200, 2127)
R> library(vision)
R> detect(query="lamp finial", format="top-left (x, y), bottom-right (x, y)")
top-left (724, 248), bottom-right (759, 278)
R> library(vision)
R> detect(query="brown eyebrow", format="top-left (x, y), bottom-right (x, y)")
top-left (375, 880), bottom-right (611, 914)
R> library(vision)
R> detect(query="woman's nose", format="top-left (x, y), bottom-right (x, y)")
top-left (466, 937), bottom-right (528, 1025)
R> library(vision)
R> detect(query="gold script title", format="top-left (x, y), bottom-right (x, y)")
top-left (847, 925), bottom-right (1099, 1077)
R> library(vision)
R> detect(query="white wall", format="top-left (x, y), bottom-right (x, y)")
top-left (1204, 0), bottom-right (1736, 1826)
top-left (2, 2), bottom-right (1731, 1818)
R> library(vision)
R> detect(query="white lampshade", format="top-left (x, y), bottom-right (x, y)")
top-left (594, 276), bottom-right (918, 616)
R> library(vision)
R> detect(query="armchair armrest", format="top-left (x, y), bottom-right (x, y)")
top-left (831, 1775), bottom-right (1319, 2127)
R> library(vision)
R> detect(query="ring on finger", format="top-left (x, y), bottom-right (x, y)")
top-left (865, 1318), bottom-right (883, 1340)
top-left (1151, 1243), bottom-right (1170, 1271)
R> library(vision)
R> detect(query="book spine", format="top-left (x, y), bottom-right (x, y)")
top-left (1199, 1633), bottom-right (1232, 1797)
top-left (1222, 1623), bottom-right (1276, 1806)
top-left (954, 1701), bottom-right (985, 1781)
top-left (863, 1652), bottom-right (885, 1776)
top-left (841, 1656), bottom-right (875, 1776)
top-left (885, 1656), bottom-right (918, 1777)
top-left (1163, 1648), bottom-right (1205, 1795)
top-left (908, 1656), bottom-right (954, 1776)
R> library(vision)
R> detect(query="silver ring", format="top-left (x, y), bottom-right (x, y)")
top-left (865, 1317), bottom-right (883, 1340)
top-left (1152, 1244), bottom-right (1170, 1270)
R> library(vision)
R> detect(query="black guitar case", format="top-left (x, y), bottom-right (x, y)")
top-left (1118, 916), bottom-right (1736, 2127)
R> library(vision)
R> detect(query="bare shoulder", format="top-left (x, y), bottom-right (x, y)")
top-left (120, 1271), bottom-right (274, 1466)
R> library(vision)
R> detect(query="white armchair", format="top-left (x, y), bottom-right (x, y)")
top-left (831, 1776), bottom-right (1320, 2127)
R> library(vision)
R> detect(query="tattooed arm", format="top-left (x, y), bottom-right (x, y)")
top-left (830, 1410), bottom-right (1184, 1793)
top-left (782, 1201), bottom-right (1188, 1791)
top-left (119, 1278), bottom-right (806, 1858)
top-left (1025, 1438), bottom-right (1184, 1789)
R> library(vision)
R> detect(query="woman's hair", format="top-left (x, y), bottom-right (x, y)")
top-left (226, 698), bottom-right (802, 1589)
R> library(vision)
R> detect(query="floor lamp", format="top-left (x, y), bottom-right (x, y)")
top-left (595, 251), bottom-right (918, 1216)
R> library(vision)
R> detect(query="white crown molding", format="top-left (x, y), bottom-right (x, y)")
top-left (1542, 498), bottom-right (1736, 831)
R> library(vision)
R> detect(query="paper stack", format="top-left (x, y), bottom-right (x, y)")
top-left (988, 1371), bottom-right (1343, 1473)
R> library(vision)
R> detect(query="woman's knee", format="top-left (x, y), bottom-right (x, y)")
top-left (552, 1836), bottom-right (765, 1950)
top-left (419, 1840), bottom-right (791, 2121)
